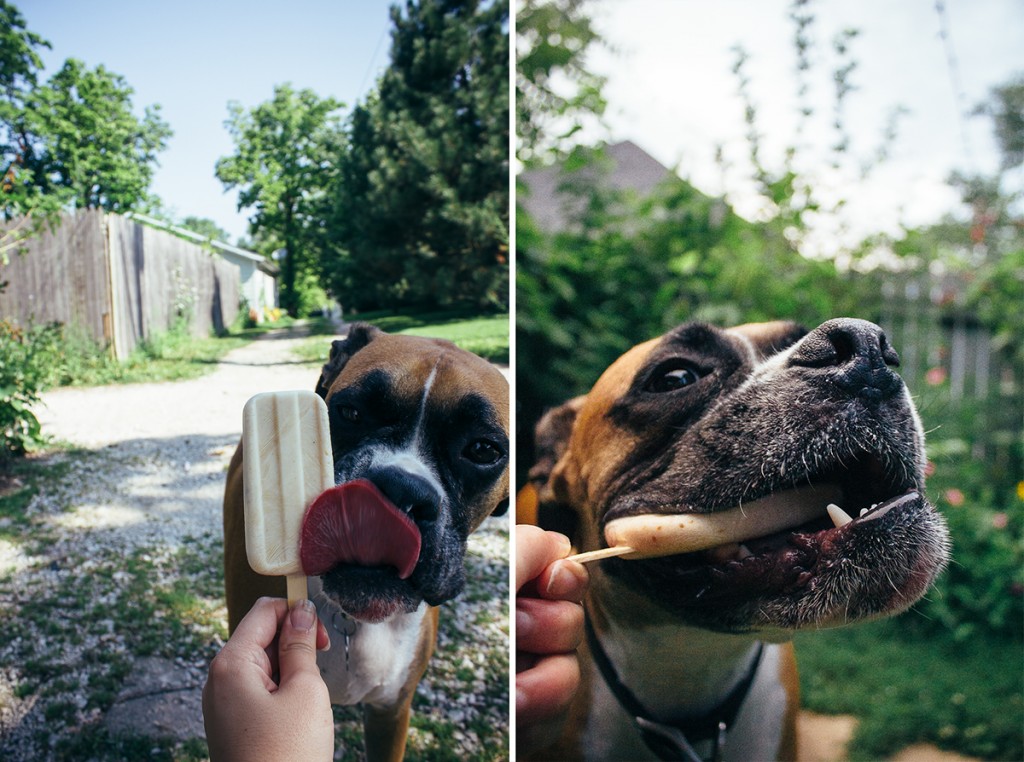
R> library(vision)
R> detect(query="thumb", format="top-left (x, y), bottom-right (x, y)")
top-left (276, 599), bottom-right (324, 687)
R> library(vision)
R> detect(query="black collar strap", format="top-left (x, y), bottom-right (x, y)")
top-left (583, 611), bottom-right (765, 762)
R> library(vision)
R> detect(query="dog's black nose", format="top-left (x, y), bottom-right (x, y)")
top-left (366, 465), bottom-right (441, 523)
top-left (790, 319), bottom-right (902, 395)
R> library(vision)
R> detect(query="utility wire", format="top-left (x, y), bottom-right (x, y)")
top-left (355, 18), bottom-right (391, 106)
top-left (934, 0), bottom-right (974, 168)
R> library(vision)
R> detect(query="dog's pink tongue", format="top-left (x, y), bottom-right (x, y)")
top-left (300, 480), bottom-right (421, 579)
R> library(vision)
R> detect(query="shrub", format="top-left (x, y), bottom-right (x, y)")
top-left (916, 398), bottom-right (1024, 641)
top-left (0, 320), bottom-right (63, 458)
top-left (919, 487), bottom-right (1023, 641)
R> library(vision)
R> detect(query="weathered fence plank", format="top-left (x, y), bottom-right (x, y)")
top-left (0, 210), bottom-right (110, 340)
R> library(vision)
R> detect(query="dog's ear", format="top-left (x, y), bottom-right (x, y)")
top-left (315, 322), bottom-right (383, 399)
top-left (517, 396), bottom-right (585, 535)
top-left (529, 396), bottom-right (585, 493)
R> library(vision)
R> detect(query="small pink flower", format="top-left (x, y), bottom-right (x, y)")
top-left (944, 488), bottom-right (965, 507)
top-left (926, 367), bottom-right (947, 386)
top-left (992, 513), bottom-right (1009, 530)
top-left (925, 461), bottom-right (936, 477)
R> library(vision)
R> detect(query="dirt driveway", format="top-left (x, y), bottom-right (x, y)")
top-left (0, 327), bottom-right (510, 760)
top-left (37, 327), bottom-right (341, 447)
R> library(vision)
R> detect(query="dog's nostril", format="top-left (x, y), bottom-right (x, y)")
top-left (367, 466), bottom-right (440, 524)
top-left (878, 332), bottom-right (900, 368)
top-left (407, 498), bottom-right (438, 523)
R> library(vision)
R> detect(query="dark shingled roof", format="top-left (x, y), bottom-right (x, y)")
top-left (518, 140), bottom-right (674, 233)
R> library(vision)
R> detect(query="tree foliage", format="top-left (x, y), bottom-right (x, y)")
top-left (2, 2), bottom-right (170, 259)
top-left (515, 0), bottom-right (605, 164)
top-left (24, 59), bottom-right (171, 212)
top-left (976, 74), bottom-right (1024, 171)
top-left (1, 0), bottom-right (61, 242)
top-left (179, 216), bottom-right (231, 243)
top-left (216, 84), bottom-right (343, 316)
top-left (325, 0), bottom-right (509, 312)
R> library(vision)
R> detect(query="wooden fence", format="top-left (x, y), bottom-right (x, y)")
top-left (877, 270), bottom-right (1019, 471)
top-left (0, 210), bottom-right (240, 359)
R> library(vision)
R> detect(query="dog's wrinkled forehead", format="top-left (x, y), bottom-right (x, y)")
top-left (316, 322), bottom-right (509, 431)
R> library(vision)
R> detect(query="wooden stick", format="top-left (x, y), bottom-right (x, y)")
top-left (286, 574), bottom-right (307, 606)
top-left (565, 546), bottom-right (634, 564)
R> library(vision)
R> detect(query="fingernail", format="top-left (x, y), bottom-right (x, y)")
top-left (549, 532), bottom-right (572, 556)
top-left (290, 599), bottom-right (316, 632)
top-left (516, 607), bottom-right (534, 639)
top-left (545, 561), bottom-right (587, 599)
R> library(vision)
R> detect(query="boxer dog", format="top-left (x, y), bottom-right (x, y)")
top-left (522, 318), bottom-right (949, 761)
top-left (223, 323), bottom-right (509, 761)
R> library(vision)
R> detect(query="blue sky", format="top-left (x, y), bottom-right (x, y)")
top-left (21, 0), bottom-right (397, 243)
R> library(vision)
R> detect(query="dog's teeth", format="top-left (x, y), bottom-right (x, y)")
top-left (737, 544), bottom-right (753, 560)
top-left (860, 508), bottom-right (869, 517)
top-left (827, 503), bottom-right (854, 527)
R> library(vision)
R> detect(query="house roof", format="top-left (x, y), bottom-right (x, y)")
top-left (518, 140), bottom-right (675, 233)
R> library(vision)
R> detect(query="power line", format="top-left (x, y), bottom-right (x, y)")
top-left (355, 19), bottom-right (390, 105)
top-left (934, 0), bottom-right (974, 168)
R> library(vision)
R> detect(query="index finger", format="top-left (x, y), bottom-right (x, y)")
top-left (516, 525), bottom-right (571, 592)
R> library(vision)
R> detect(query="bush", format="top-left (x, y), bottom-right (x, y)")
top-left (0, 320), bottom-right (63, 458)
top-left (918, 479), bottom-right (1024, 641)
top-left (913, 393), bottom-right (1024, 641)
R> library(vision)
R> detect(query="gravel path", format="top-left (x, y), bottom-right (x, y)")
top-left (0, 327), bottom-right (510, 761)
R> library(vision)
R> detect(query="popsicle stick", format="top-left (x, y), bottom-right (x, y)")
top-left (565, 545), bottom-right (634, 564)
top-left (286, 574), bottom-right (307, 606)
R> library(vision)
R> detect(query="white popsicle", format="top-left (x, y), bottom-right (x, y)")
top-left (242, 390), bottom-right (334, 605)
top-left (567, 485), bottom-right (841, 564)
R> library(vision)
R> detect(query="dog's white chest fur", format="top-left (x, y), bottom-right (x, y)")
top-left (310, 579), bottom-right (426, 708)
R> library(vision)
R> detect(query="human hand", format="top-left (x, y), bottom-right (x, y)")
top-left (515, 525), bottom-right (589, 755)
top-left (203, 597), bottom-right (334, 762)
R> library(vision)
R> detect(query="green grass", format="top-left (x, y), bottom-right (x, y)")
top-left (794, 617), bottom-right (1023, 760)
top-left (50, 315), bottom-right (313, 388)
top-left (295, 309), bottom-right (510, 365)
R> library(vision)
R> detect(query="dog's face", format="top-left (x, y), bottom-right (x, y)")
top-left (312, 323), bottom-right (509, 623)
top-left (536, 319), bottom-right (949, 633)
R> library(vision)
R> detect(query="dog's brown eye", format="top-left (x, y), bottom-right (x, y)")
top-left (650, 367), bottom-right (700, 393)
top-left (339, 406), bottom-right (360, 423)
top-left (464, 440), bottom-right (502, 465)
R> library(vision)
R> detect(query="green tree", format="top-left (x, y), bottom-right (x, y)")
top-left (23, 59), bottom-right (171, 212)
top-left (0, 0), bottom-right (64, 256)
top-left (515, 0), bottom-right (605, 165)
top-left (179, 215), bottom-right (231, 243)
top-left (326, 0), bottom-right (509, 311)
top-left (216, 83), bottom-right (343, 316)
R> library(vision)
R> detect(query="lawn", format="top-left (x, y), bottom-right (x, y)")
top-left (295, 310), bottom-right (510, 365)
top-left (794, 616), bottom-right (1023, 761)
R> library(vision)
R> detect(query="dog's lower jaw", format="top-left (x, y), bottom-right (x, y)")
top-left (579, 581), bottom-right (799, 761)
